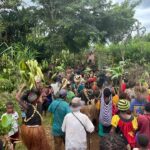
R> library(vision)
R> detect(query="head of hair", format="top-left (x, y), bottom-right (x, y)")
top-left (103, 88), bottom-right (111, 98)
top-left (21, 89), bottom-right (40, 103)
top-left (137, 134), bottom-right (149, 148)
top-left (93, 89), bottom-right (100, 98)
top-left (60, 94), bottom-right (66, 99)
top-left (100, 134), bottom-right (127, 150)
top-left (30, 88), bottom-right (40, 97)
top-left (85, 82), bottom-right (91, 89)
top-left (135, 86), bottom-right (147, 95)
top-left (119, 92), bottom-right (130, 100)
top-left (6, 101), bottom-right (14, 107)
top-left (59, 89), bottom-right (67, 99)
top-left (145, 102), bottom-right (150, 113)
top-left (127, 81), bottom-right (136, 88)
top-left (21, 90), bottom-right (30, 102)
top-left (52, 76), bottom-right (57, 83)
top-left (124, 78), bottom-right (128, 83)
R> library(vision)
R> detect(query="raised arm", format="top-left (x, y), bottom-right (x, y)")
top-left (16, 84), bottom-right (26, 102)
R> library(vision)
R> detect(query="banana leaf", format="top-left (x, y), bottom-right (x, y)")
top-left (1, 115), bottom-right (12, 128)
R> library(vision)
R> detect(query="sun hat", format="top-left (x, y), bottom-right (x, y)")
top-left (71, 97), bottom-right (85, 108)
top-left (74, 75), bottom-right (82, 83)
top-left (117, 99), bottom-right (130, 111)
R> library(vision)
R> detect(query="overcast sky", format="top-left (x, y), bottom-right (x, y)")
top-left (24, 0), bottom-right (150, 33)
top-left (113, 0), bottom-right (150, 33)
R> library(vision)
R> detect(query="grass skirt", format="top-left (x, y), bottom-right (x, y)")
top-left (21, 125), bottom-right (51, 150)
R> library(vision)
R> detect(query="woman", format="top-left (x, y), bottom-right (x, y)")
top-left (16, 85), bottom-right (51, 150)
top-left (99, 88), bottom-right (113, 137)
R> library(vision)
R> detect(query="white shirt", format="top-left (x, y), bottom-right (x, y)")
top-left (62, 111), bottom-right (94, 150)
top-left (1, 112), bottom-right (19, 136)
top-left (51, 82), bottom-right (60, 96)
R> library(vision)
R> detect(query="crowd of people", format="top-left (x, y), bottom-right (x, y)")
top-left (0, 63), bottom-right (150, 150)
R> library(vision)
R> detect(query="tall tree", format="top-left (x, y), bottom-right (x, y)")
top-left (31, 0), bottom-right (140, 52)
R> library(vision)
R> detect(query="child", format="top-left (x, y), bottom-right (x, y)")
top-left (99, 88), bottom-right (113, 137)
top-left (111, 99), bottom-right (138, 149)
top-left (137, 102), bottom-right (150, 149)
top-left (1, 102), bottom-right (19, 149)
top-left (134, 134), bottom-right (149, 150)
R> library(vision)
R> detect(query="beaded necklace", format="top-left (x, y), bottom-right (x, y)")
top-left (24, 104), bottom-right (43, 123)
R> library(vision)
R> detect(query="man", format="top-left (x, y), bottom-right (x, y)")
top-left (62, 97), bottom-right (94, 150)
top-left (48, 89), bottom-right (70, 150)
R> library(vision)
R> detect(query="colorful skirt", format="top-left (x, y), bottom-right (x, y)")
top-left (21, 125), bottom-right (51, 150)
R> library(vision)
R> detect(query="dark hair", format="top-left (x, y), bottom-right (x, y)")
top-left (137, 134), bottom-right (149, 148)
top-left (124, 78), bottom-right (128, 83)
top-left (85, 82), bottom-right (91, 89)
top-left (100, 134), bottom-right (127, 150)
top-left (103, 88), bottom-right (111, 98)
top-left (145, 102), bottom-right (150, 113)
top-left (21, 89), bottom-right (40, 102)
top-left (6, 102), bottom-right (14, 107)
top-left (52, 76), bottom-right (57, 83)
top-left (21, 90), bottom-right (30, 101)
top-left (119, 92), bottom-right (129, 100)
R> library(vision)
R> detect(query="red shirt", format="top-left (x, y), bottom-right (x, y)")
top-left (121, 83), bottom-right (126, 92)
top-left (138, 114), bottom-right (150, 149)
top-left (118, 117), bottom-right (136, 148)
top-left (147, 95), bottom-right (150, 102)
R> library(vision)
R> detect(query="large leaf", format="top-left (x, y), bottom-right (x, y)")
top-left (1, 115), bottom-right (12, 128)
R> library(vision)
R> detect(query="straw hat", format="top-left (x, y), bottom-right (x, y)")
top-left (71, 97), bottom-right (85, 108)
top-left (74, 75), bottom-right (82, 83)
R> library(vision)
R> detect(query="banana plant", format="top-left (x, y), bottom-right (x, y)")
top-left (139, 71), bottom-right (149, 87)
top-left (106, 61), bottom-right (125, 80)
top-left (41, 59), bottom-right (49, 72)
top-left (19, 59), bottom-right (44, 89)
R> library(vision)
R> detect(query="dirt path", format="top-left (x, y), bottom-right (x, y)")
top-left (44, 125), bottom-right (100, 150)
top-left (16, 115), bottom-right (100, 150)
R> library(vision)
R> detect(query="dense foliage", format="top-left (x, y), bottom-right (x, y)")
top-left (0, 0), bottom-right (141, 58)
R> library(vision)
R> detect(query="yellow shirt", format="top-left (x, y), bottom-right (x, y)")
top-left (112, 95), bottom-right (119, 105)
top-left (111, 115), bottom-right (138, 130)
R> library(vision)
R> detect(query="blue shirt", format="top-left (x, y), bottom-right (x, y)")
top-left (130, 99), bottom-right (146, 115)
top-left (48, 98), bottom-right (71, 136)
